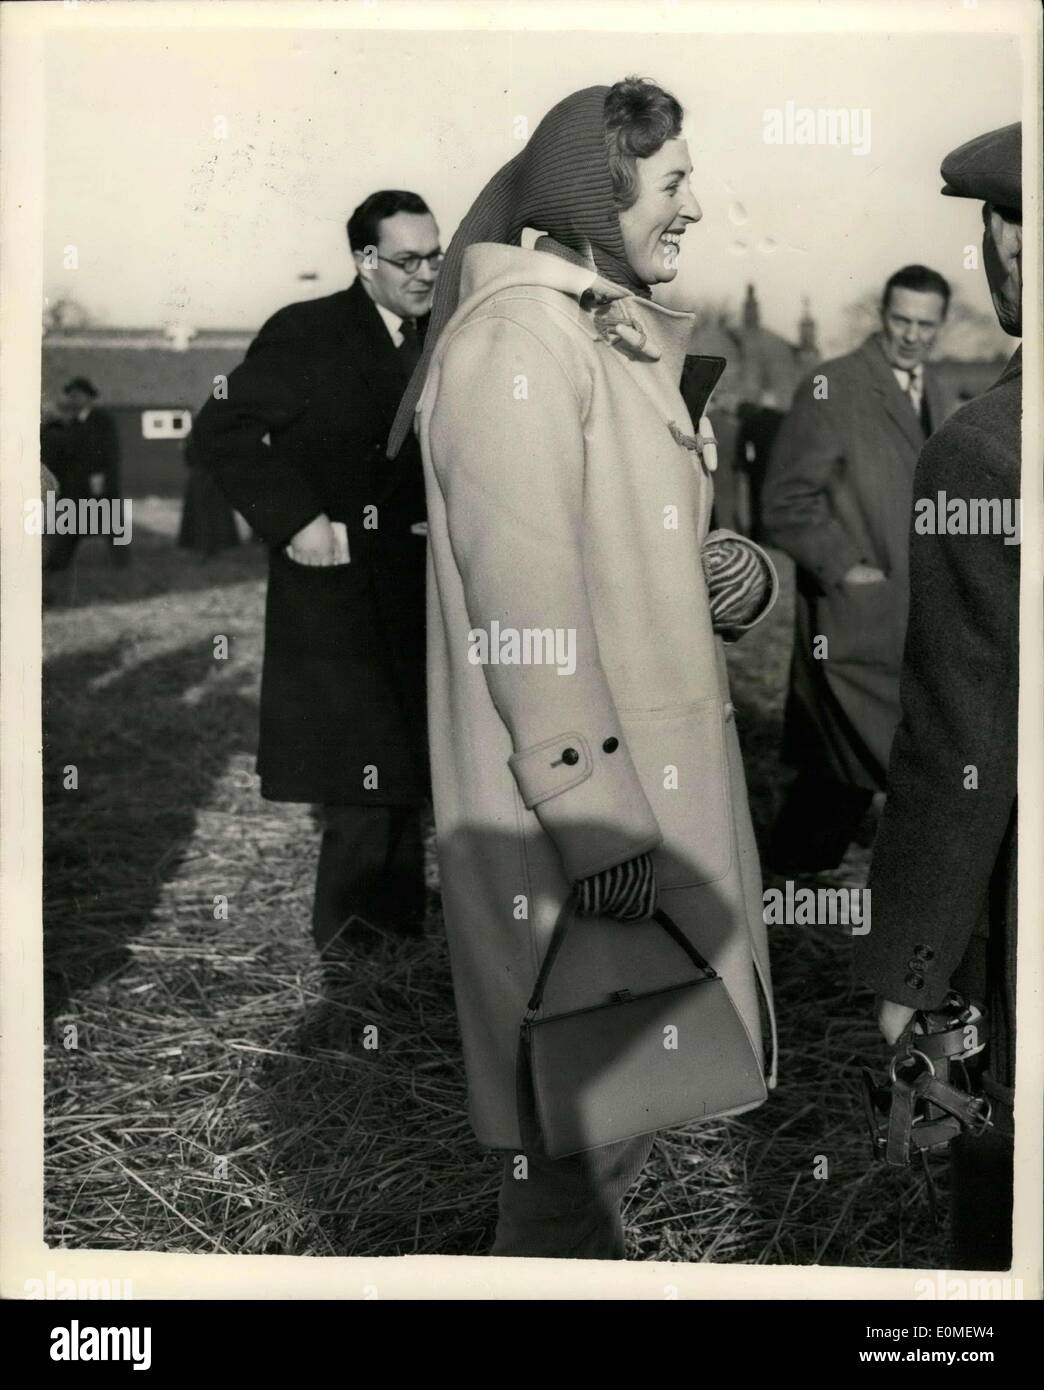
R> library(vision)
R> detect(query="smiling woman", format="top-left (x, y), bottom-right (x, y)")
top-left (605, 77), bottom-right (703, 286)
top-left (388, 77), bottom-right (779, 1261)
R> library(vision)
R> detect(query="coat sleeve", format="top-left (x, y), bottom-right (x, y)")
top-left (854, 422), bottom-right (1019, 1007)
top-left (96, 411), bottom-right (122, 489)
top-left (428, 313), bottom-right (663, 883)
top-left (191, 309), bottom-right (326, 549)
top-left (761, 377), bottom-right (866, 587)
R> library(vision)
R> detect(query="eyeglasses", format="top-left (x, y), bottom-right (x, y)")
top-left (376, 251), bottom-right (444, 276)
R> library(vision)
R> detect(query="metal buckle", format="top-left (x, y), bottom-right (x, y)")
top-left (889, 1046), bottom-right (936, 1085)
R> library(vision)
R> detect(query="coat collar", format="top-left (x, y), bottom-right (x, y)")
top-left (340, 278), bottom-right (419, 430)
top-left (860, 333), bottom-right (932, 451)
top-left (994, 342), bottom-right (1022, 386)
top-left (451, 241), bottom-right (696, 382)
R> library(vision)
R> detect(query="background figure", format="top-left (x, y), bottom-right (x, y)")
top-left (192, 190), bottom-right (440, 954)
top-left (735, 399), bottom-right (787, 542)
top-left (44, 376), bottom-right (127, 573)
top-left (856, 124), bottom-right (1022, 1271)
top-left (177, 429), bottom-right (242, 558)
top-left (761, 266), bottom-right (952, 871)
top-left (59, 375), bottom-right (126, 569)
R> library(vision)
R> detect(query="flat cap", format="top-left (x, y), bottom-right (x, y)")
top-left (941, 122), bottom-right (1021, 214)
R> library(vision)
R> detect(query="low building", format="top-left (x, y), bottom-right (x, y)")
top-left (42, 325), bottom-right (252, 498)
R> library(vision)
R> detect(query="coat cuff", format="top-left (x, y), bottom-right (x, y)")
top-left (853, 934), bottom-right (953, 1011)
top-left (509, 730), bottom-right (662, 881)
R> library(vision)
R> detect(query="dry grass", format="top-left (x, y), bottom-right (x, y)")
top-left (43, 507), bottom-right (949, 1264)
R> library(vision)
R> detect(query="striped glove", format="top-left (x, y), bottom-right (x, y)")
top-left (702, 531), bottom-right (772, 631)
top-left (577, 852), bottom-right (657, 921)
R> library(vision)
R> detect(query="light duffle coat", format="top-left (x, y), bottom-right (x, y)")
top-left (416, 241), bottom-right (778, 1149)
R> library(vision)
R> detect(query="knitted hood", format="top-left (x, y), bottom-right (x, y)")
top-left (388, 84), bottom-right (644, 457)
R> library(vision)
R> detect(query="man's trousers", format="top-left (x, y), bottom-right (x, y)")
top-left (311, 803), bottom-right (425, 951)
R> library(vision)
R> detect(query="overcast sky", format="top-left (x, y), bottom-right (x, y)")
top-left (43, 9), bottom-right (1023, 353)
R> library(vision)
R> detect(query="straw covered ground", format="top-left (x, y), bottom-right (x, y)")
top-left (43, 502), bottom-right (949, 1266)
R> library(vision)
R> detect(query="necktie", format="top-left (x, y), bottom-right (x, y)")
top-left (398, 317), bottom-right (421, 375)
top-left (896, 368), bottom-right (931, 437)
top-left (919, 389), bottom-right (932, 437)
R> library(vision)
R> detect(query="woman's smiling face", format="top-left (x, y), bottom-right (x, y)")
top-left (618, 137), bottom-right (702, 286)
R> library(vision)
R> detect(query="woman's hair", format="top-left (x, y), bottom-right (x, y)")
top-left (604, 77), bottom-right (684, 211)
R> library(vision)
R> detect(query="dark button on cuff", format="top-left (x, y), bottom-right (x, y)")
top-left (907, 958), bottom-right (926, 973)
top-left (560, 747), bottom-right (580, 766)
top-left (914, 944), bottom-right (935, 961)
top-left (905, 973), bottom-right (925, 990)
top-left (602, 737), bottom-right (619, 753)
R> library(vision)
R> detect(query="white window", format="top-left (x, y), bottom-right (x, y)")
top-left (142, 409), bottom-right (192, 440)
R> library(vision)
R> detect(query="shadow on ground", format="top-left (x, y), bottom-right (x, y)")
top-left (43, 640), bottom-right (257, 1022)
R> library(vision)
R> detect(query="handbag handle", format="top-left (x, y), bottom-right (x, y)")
top-left (525, 890), bottom-right (718, 1015)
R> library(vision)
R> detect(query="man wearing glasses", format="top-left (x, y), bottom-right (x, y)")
top-left (194, 190), bottom-right (441, 954)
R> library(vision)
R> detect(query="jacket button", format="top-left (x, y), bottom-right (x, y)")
top-left (602, 737), bottom-right (619, 753)
top-left (907, 958), bottom-right (925, 973)
top-left (561, 747), bottom-right (580, 766)
top-left (914, 944), bottom-right (935, 961)
top-left (905, 973), bottom-right (925, 991)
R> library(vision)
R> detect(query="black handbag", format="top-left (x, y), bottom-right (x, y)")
top-left (518, 893), bottom-right (767, 1158)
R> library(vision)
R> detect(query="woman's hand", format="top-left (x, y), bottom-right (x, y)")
top-left (577, 852), bottom-right (657, 921)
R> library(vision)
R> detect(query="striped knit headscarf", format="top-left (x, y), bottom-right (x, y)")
top-left (387, 84), bottom-right (646, 457)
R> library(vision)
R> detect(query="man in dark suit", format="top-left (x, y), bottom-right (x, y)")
top-left (855, 124), bottom-right (1022, 1270)
top-left (761, 266), bottom-right (952, 870)
top-left (192, 190), bottom-right (442, 952)
top-left (46, 376), bottom-right (127, 571)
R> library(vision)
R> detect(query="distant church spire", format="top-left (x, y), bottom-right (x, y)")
top-left (798, 295), bottom-right (817, 353)
top-left (742, 283), bottom-right (760, 331)
top-left (797, 295), bottom-right (819, 363)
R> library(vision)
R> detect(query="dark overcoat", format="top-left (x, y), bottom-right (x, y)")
top-left (761, 335), bottom-right (950, 788)
top-left (855, 348), bottom-right (1021, 1081)
top-left (49, 407), bottom-right (122, 501)
top-left (177, 437), bottom-right (242, 557)
top-left (191, 280), bottom-right (429, 805)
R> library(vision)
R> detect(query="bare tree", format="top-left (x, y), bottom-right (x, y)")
top-left (42, 295), bottom-right (95, 334)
